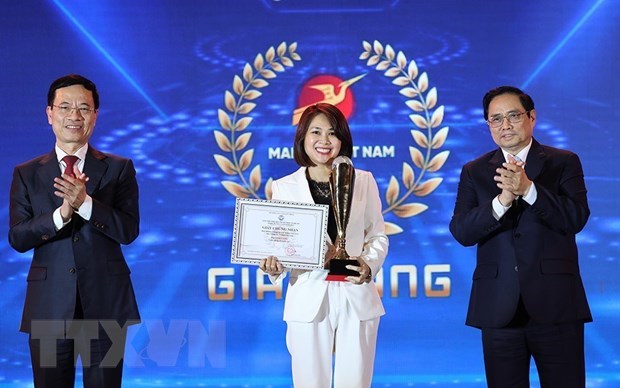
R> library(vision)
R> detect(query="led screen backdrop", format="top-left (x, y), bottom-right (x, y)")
top-left (1, 0), bottom-right (619, 386)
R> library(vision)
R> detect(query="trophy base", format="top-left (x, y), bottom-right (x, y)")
top-left (326, 259), bottom-right (360, 282)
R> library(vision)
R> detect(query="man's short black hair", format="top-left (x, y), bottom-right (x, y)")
top-left (47, 74), bottom-right (99, 109)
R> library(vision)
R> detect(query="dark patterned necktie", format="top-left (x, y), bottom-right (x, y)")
top-left (62, 155), bottom-right (79, 178)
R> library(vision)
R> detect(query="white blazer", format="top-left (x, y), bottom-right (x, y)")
top-left (270, 167), bottom-right (389, 322)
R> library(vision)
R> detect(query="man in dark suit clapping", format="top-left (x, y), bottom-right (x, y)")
top-left (9, 74), bottom-right (140, 387)
top-left (450, 86), bottom-right (592, 387)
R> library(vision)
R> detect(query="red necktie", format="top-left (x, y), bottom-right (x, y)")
top-left (62, 155), bottom-right (79, 178)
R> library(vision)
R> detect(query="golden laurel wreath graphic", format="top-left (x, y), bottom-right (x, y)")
top-left (360, 40), bottom-right (450, 235)
top-left (214, 40), bottom-right (448, 236)
top-left (213, 42), bottom-right (301, 199)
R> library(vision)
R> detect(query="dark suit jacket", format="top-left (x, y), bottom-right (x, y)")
top-left (449, 138), bottom-right (592, 328)
top-left (9, 146), bottom-right (141, 333)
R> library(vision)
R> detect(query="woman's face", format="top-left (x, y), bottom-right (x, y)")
top-left (303, 113), bottom-right (342, 167)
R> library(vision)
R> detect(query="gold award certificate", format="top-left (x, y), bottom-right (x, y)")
top-left (231, 198), bottom-right (329, 270)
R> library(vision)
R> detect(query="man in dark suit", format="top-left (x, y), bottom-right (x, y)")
top-left (449, 86), bottom-right (592, 387)
top-left (9, 74), bottom-right (140, 387)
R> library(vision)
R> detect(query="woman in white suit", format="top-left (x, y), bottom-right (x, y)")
top-left (261, 103), bottom-right (388, 388)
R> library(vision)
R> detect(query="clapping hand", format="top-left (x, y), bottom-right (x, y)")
top-left (54, 165), bottom-right (89, 221)
top-left (494, 155), bottom-right (531, 203)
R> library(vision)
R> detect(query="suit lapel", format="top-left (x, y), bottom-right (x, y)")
top-left (36, 151), bottom-right (63, 208)
top-left (83, 146), bottom-right (108, 195)
top-left (487, 149), bottom-right (505, 182)
top-left (290, 167), bottom-right (315, 203)
top-left (524, 138), bottom-right (545, 181)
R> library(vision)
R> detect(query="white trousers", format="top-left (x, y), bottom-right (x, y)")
top-left (285, 282), bottom-right (380, 388)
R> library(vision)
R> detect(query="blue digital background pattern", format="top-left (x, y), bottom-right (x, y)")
top-left (1, 0), bottom-right (619, 386)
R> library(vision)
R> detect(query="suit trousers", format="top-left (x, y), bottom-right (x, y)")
top-left (481, 321), bottom-right (585, 388)
top-left (29, 320), bottom-right (127, 388)
top-left (285, 281), bottom-right (380, 388)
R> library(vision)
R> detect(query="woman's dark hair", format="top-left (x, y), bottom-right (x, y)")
top-left (293, 103), bottom-right (353, 167)
top-left (47, 74), bottom-right (99, 109)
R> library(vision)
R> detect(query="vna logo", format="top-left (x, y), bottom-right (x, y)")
top-left (213, 40), bottom-right (450, 235)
